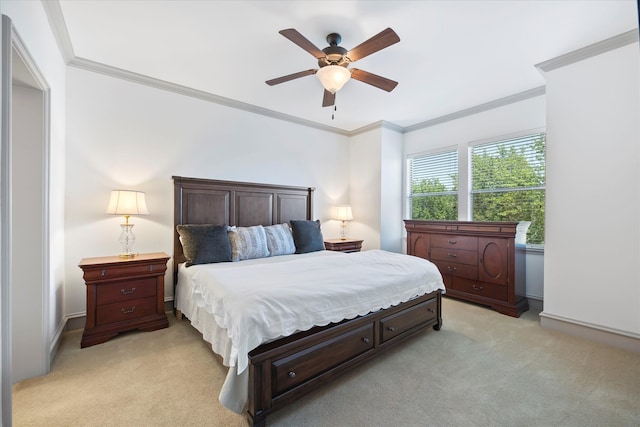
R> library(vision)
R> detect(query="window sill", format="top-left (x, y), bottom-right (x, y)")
top-left (526, 244), bottom-right (544, 254)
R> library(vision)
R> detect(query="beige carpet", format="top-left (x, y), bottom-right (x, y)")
top-left (13, 298), bottom-right (640, 426)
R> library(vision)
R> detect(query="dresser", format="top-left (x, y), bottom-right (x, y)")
top-left (324, 238), bottom-right (363, 253)
top-left (79, 252), bottom-right (170, 347)
top-left (404, 220), bottom-right (529, 317)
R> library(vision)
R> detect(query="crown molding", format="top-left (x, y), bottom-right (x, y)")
top-left (349, 120), bottom-right (404, 136)
top-left (403, 86), bottom-right (546, 134)
top-left (40, 0), bottom-right (74, 62)
top-left (536, 29), bottom-right (639, 72)
top-left (68, 57), bottom-right (350, 136)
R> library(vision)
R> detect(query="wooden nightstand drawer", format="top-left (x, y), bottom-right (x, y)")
top-left (96, 277), bottom-right (156, 305)
top-left (96, 296), bottom-right (157, 326)
top-left (83, 262), bottom-right (167, 282)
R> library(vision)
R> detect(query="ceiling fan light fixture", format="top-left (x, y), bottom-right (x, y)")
top-left (316, 65), bottom-right (351, 94)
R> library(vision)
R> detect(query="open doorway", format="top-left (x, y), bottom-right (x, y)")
top-left (1, 15), bottom-right (51, 425)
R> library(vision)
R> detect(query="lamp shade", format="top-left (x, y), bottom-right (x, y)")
top-left (334, 205), bottom-right (353, 221)
top-left (316, 65), bottom-right (351, 94)
top-left (106, 190), bottom-right (149, 216)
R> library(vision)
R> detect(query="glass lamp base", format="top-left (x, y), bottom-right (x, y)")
top-left (118, 223), bottom-right (136, 258)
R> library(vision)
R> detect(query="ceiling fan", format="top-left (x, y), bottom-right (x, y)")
top-left (266, 28), bottom-right (400, 107)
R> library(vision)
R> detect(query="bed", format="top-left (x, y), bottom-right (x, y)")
top-left (172, 176), bottom-right (445, 427)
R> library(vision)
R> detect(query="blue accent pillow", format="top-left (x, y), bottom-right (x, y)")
top-left (177, 224), bottom-right (232, 266)
top-left (264, 224), bottom-right (296, 256)
top-left (290, 220), bottom-right (325, 254)
top-left (227, 225), bottom-right (270, 261)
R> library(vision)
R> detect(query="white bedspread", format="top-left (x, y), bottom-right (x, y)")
top-left (188, 249), bottom-right (445, 376)
top-left (177, 249), bottom-right (445, 412)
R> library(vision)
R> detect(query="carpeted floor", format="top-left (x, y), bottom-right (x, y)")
top-left (12, 298), bottom-right (640, 426)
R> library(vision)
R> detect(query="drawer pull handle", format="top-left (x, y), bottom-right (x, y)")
top-left (149, 265), bottom-right (154, 272)
top-left (100, 269), bottom-right (107, 277)
top-left (362, 337), bottom-right (370, 344)
top-left (448, 240), bottom-right (457, 244)
top-left (427, 308), bottom-right (435, 313)
top-left (288, 371), bottom-right (296, 378)
top-left (472, 285), bottom-right (484, 291)
top-left (121, 306), bottom-right (136, 314)
top-left (447, 266), bottom-right (457, 272)
top-left (387, 326), bottom-right (395, 332)
top-left (121, 287), bottom-right (136, 295)
top-left (448, 253), bottom-right (457, 258)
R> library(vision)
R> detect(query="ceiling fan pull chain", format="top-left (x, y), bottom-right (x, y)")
top-left (332, 105), bottom-right (337, 120)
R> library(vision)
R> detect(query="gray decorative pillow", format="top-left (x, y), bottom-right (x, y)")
top-left (228, 225), bottom-right (270, 261)
top-left (176, 224), bottom-right (232, 267)
top-left (264, 224), bottom-right (296, 256)
top-left (290, 220), bottom-right (325, 254)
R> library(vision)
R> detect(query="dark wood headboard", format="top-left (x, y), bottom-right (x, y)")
top-left (172, 176), bottom-right (315, 277)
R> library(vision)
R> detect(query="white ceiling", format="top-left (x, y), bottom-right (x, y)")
top-left (55, 0), bottom-right (638, 132)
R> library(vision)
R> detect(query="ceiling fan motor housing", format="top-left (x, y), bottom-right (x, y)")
top-left (319, 33), bottom-right (349, 68)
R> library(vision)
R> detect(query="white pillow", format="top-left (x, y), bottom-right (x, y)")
top-left (227, 225), bottom-right (269, 261)
top-left (264, 224), bottom-right (296, 256)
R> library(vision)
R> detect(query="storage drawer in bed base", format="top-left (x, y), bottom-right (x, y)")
top-left (247, 290), bottom-right (442, 427)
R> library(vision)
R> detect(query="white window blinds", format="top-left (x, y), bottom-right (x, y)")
top-left (408, 149), bottom-right (458, 220)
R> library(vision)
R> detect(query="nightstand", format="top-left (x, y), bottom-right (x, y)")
top-left (79, 252), bottom-right (170, 348)
top-left (324, 238), bottom-right (364, 253)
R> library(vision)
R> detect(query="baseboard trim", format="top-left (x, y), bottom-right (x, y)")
top-left (65, 314), bottom-right (86, 332)
top-left (540, 312), bottom-right (640, 354)
top-left (527, 297), bottom-right (543, 313)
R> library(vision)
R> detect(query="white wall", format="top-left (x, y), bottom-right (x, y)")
top-left (403, 95), bottom-right (547, 299)
top-left (349, 128), bottom-right (382, 250)
top-left (542, 43), bottom-right (640, 336)
top-left (380, 126), bottom-right (403, 253)
top-left (64, 67), bottom-right (351, 316)
top-left (348, 125), bottom-right (404, 253)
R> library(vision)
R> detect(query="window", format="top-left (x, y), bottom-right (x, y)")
top-left (408, 149), bottom-right (458, 220)
top-left (470, 133), bottom-right (545, 244)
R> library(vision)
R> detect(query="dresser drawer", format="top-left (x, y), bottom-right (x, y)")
top-left (431, 234), bottom-right (477, 250)
top-left (272, 323), bottom-right (374, 394)
top-left (380, 298), bottom-right (438, 343)
top-left (96, 297), bottom-right (156, 326)
top-left (83, 262), bottom-right (167, 282)
top-left (433, 260), bottom-right (478, 281)
top-left (96, 277), bottom-right (156, 305)
top-left (430, 247), bottom-right (477, 266)
top-left (453, 278), bottom-right (508, 301)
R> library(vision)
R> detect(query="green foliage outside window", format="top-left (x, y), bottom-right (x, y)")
top-left (411, 178), bottom-right (458, 220)
top-left (471, 134), bottom-right (545, 244)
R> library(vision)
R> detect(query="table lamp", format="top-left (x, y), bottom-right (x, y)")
top-left (106, 190), bottom-right (149, 257)
top-left (334, 205), bottom-right (353, 240)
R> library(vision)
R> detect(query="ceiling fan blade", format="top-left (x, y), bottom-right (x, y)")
top-left (350, 69), bottom-right (398, 92)
top-left (279, 29), bottom-right (326, 59)
top-left (322, 90), bottom-right (335, 107)
top-left (266, 69), bottom-right (317, 86)
top-left (347, 28), bottom-right (400, 62)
